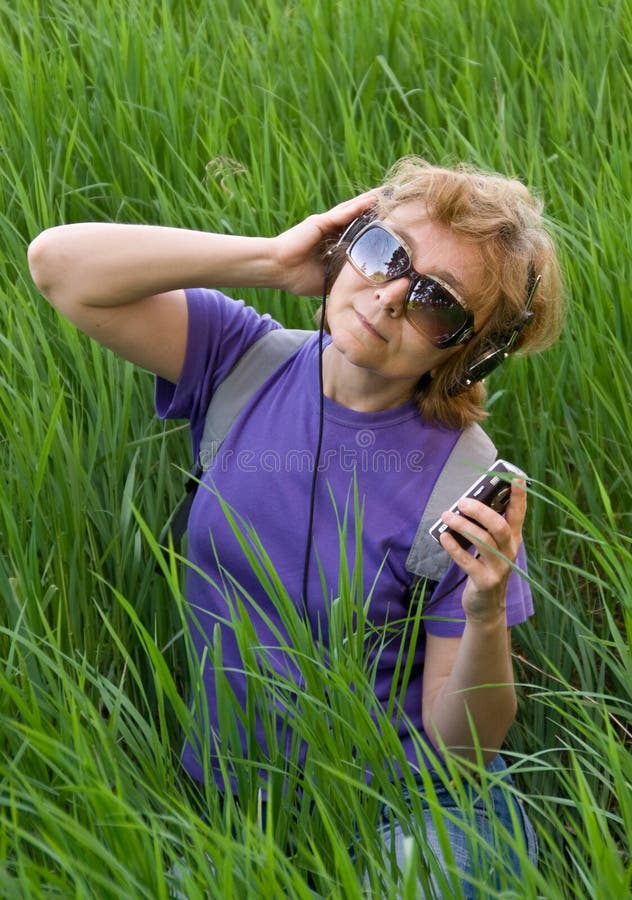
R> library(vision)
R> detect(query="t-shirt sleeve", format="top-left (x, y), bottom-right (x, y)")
top-left (421, 541), bottom-right (534, 637)
top-left (155, 288), bottom-right (280, 454)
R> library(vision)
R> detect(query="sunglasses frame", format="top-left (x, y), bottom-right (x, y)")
top-left (343, 219), bottom-right (476, 349)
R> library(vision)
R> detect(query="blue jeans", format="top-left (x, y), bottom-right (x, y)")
top-left (374, 755), bottom-right (538, 898)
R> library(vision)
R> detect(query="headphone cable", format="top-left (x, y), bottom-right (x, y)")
top-left (300, 279), bottom-right (328, 618)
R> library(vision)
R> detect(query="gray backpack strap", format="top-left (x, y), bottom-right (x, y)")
top-left (198, 327), bottom-right (313, 471)
top-left (405, 424), bottom-right (497, 583)
top-left (159, 327), bottom-right (312, 550)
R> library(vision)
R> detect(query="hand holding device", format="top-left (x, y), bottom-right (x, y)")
top-left (428, 460), bottom-right (527, 551)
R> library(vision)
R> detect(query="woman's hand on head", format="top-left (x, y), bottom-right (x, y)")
top-left (270, 189), bottom-right (379, 296)
top-left (438, 480), bottom-right (528, 626)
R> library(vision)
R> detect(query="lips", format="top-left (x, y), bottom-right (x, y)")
top-left (355, 311), bottom-right (387, 341)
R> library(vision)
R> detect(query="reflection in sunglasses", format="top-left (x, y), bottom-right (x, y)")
top-left (346, 221), bottom-right (475, 349)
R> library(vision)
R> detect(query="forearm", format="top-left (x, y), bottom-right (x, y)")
top-left (28, 223), bottom-right (281, 309)
top-left (425, 616), bottom-right (517, 762)
top-left (28, 191), bottom-right (379, 310)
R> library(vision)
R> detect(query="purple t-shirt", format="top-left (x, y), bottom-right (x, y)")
top-left (156, 289), bottom-right (534, 786)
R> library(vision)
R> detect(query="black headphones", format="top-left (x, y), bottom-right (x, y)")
top-left (323, 212), bottom-right (375, 285)
top-left (332, 212), bottom-right (376, 250)
top-left (450, 266), bottom-right (540, 395)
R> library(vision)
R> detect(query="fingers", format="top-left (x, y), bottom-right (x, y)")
top-left (319, 188), bottom-right (382, 231)
top-left (438, 504), bottom-right (511, 597)
top-left (439, 504), bottom-right (503, 560)
top-left (439, 480), bottom-right (528, 620)
top-left (272, 187), bottom-right (379, 292)
top-left (281, 188), bottom-right (380, 254)
top-left (504, 479), bottom-right (527, 530)
top-left (439, 481), bottom-right (526, 562)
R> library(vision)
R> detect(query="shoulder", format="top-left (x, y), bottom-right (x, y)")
top-left (156, 288), bottom-right (283, 427)
top-left (184, 287), bottom-right (279, 341)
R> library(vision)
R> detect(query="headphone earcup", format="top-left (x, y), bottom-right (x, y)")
top-left (326, 211), bottom-right (376, 257)
top-left (324, 211), bottom-right (376, 286)
top-left (448, 348), bottom-right (509, 396)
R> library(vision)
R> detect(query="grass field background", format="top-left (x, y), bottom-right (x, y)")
top-left (1, 0), bottom-right (631, 896)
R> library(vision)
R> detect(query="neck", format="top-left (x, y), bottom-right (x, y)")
top-left (321, 344), bottom-right (418, 412)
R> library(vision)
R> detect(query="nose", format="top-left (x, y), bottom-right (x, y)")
top-left (374, 277), bottom-right (409, 317)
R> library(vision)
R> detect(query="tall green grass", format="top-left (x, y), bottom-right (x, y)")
top-left (1, 0), bottom-right (630, 895)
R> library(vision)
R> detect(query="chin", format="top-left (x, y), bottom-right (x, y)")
top-left (329, 328), bottom-right (371, 361)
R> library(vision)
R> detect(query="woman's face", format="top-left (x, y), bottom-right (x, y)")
top-left (325, 203), bottom-right (487, 395)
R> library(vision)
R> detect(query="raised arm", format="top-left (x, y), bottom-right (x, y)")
top-left (27, 225), bottom-right (279, 382)
top-left (421, 482), bottom-right (527, 763)
top-left (27, 191), bottom-right (377, 381)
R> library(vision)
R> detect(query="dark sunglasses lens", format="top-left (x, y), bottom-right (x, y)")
top-left (407, 278), bottom-right (468, 343)
top-left (349, 227), bottom-right (410, 282)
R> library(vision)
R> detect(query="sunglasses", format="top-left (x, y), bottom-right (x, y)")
top-left (343, 219), bottom-right (475, 348)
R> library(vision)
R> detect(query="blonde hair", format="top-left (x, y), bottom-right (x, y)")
top-left (325, 157), bottom-right (565, 429)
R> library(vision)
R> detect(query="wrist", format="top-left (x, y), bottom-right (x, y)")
top-left (263, 235), bottom-right (292, 291)
top-left (253, 236), bottom-right (287, 289)
top-left (464, 608), bottom-right (508, 631)
top-left (215, 235), bottom-right (282, 290)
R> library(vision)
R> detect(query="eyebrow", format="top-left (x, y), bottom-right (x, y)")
top-left (428, 269), bottom-right (467, 295)
top-left (392, 224), bottom-right (467, 295)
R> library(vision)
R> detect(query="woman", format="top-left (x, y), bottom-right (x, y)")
top-left (28, 157), bottom-right (564, 894)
